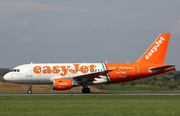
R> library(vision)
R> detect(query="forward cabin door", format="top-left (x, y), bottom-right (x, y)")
top-left (26, 65), bottom-right (32, 77)
top-left (133, 65), bottom-right (139, 76)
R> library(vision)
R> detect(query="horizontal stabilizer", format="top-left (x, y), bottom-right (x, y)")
top-left (149, 65), bottom-right (175, 73)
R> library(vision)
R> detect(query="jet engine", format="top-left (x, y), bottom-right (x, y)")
top-left (52, 79), bottom-right (78, 90)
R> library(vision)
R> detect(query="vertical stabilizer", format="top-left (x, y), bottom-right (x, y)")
top-left (137, 33), bottom-right (171, 64)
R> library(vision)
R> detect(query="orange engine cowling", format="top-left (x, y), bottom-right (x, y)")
top-left (53, 79), bottom-right (72, 90)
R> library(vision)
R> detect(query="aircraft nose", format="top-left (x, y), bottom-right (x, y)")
top-left (3, 73), bottom-right (10, 81)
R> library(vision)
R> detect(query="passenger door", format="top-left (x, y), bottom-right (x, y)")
top-left (26, 65), bottom-right (32, 77)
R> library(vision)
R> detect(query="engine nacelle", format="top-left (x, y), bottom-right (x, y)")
top-left (52, 79), bottom-right (76, 90)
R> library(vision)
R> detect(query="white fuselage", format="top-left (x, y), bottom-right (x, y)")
top-left (4, 63), bottom-right (109, 85)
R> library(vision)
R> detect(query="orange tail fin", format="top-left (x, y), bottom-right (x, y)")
top-left (137, 33), bottom-right (171, 64)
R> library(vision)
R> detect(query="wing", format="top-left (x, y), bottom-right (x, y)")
top-left (72, 69), bottom-right (114, 82)
top-left (49, 67), bottom-right (117, 84)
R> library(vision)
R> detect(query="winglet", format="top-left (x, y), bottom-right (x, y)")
top-left (137, 33), bottom-right (171, 64)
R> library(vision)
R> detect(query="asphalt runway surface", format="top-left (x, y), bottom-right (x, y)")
top-left (1, 92), bottom-right (180, 95)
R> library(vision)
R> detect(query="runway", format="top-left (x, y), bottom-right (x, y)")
top-left (0, 92), bottom-right (180, 95)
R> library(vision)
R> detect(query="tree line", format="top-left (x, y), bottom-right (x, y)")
top-left (0, 68), bottom-right (10, 76)
top-left (120, 70), bottom-right (180, 89)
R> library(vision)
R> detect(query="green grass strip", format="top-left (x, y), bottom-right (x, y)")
top-left (0, 95), bottom-right (180, 116)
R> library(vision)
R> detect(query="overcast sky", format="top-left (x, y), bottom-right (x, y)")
top-left (0, 0), bottom-right (180, 70)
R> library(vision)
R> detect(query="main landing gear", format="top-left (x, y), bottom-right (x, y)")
top-left (82, 87), bottom-right (91, 93)
top-left (27, 84), bottom-right (32, 94)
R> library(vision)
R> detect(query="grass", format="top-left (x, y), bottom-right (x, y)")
top-left (94, 84), bottom-right (180, 92)
top-left (0, 95), bottom-right (180, 116)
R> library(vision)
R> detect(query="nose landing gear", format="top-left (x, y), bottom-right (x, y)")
top-left (27, 84), bottom-right (32, 94)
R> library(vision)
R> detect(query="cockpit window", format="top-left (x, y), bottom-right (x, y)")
top-left (11, 69), bottom-right (20, 72)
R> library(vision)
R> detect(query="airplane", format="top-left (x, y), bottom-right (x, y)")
top-left (3, 33), bottom-right (175, 94)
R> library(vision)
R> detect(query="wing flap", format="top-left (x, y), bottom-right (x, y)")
top-left (73, 69), bottom-right (113, 79)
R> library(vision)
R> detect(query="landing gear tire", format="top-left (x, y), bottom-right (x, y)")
top-left (82, 88), bottom-right (91, 93)
top-left (27, 90), bottom-right (32, 94)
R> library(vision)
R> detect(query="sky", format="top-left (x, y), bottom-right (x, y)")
top-left (0, 0), bottom-right (180, 70)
